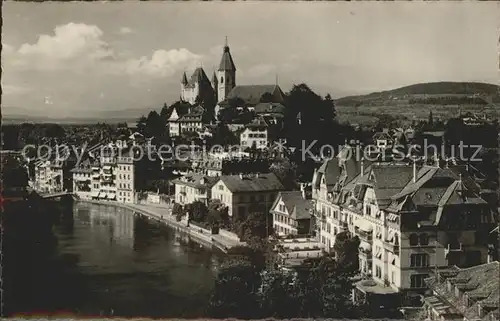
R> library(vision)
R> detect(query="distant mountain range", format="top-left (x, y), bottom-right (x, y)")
top-left (335, 82), bottom-right (500, 106)
top-left (3, 81), bottom-right (499, 124)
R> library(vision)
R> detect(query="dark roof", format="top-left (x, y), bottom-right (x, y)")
top-left (181, 71), bottom-right (188, 85)
top-left (254, 102), bottom-right (286, 115)
top-left (273, 191), bottom-right (313, 220)
top-left (225, 85), bottom-right (285, 106)
top-left (172, 173), bottom-right (219, 189)
top-left (218, 173), bottom-right (285, 193)
top-left (177, 111), bottom-right (203, 123)
top-left (425, 262), bottom-right (499, 321)
top-left (316, 158), bottom-right (341, 189)
top-left (186, 68), bottom-right (212, 88)
top-left (218, 45), bottom-right (236, 71)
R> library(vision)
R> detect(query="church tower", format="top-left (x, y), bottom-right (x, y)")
top-left (217, 37), bottom-right (236, 103)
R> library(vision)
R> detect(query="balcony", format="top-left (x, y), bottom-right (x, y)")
top-left (382, 240), bottom-right (400, 254)
top-left (445, 243), bottom-right (463, 256)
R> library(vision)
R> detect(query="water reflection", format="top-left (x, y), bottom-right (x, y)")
top-left (48, 202), bottom-right (224, 318)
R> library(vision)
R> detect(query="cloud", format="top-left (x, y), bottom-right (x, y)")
top-left (16, 23), bottom-right (114, 68)
top-left (1, 84), bottom-right (32, 95)
top-left (125, 48), bottom-right (202, 77)
top-left (119, 27), bottom-right (133, 34)
top-left (244, 63), bottom-right (277, 78)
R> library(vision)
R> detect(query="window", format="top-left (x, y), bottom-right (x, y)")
top-left (279, 204), bottom-right (285, 212)
top-left (220, 77), bottom-right (224, 84)
top-left (419, 233), bottom-right (429, 245)
top-left (366, 204), bottom-right (372, 216)
top-left (333, 210), bottom-right (338, 220)
top-left (375, 265), bottom-right (382, 278)
top-left (410, 253), bottom-right (429, 267)
top-left (410, 274), bottom-right (429, 288)
top-left (391, 271), bottom-right (395, 284)
top-left (218, 185), bottom-right (224, 191)
top-left (409, 234), bottom-right (419, 246)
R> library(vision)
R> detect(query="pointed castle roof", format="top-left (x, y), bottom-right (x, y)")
top-left (181, 71), bottom-right (188, 85)
top-left (218, 43), bottom-right (236, 71)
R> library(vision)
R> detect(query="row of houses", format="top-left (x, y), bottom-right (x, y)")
top-left (311, 144), bottom-right (499, 309)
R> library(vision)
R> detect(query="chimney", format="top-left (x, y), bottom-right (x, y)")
top-left (360, 157), bottom-right (365, 177)
top-left (413, 160), bottom-right (417, 183)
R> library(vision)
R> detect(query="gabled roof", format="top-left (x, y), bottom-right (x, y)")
top-left (218, 45), bottom-right (236, 71)
top-left (272, 191), bottom-right (313, 220)
top-left (177, 111), bottom-right (203, 123)
top-left (225, 85), bottom-right (285, 106)
top-left (172, 173), bottom-right (219, 189)
top-left (316, 158), bottom-right (341, 189)
top-left (217, 173), bottom-right (285, 193)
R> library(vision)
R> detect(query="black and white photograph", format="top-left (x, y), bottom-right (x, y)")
top-left (1, 1), bottom-right (499, 320)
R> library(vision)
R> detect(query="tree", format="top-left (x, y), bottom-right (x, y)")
top-left (160, 102), bottom-right (170, 119)
top-left (270, 157), bottom-right (298, 190)
top-left (136, 115), bottom-right (147, 136)
top-left (428, 110), bottom-right (434, 125)
top-left (209, 123), bottom-right (238, 147)
top-left (145, 110), bottom-right (165, 138)
top-left (186, 201), bottom-right (208, 223)
top-left (259, 269), bottom-right (299, 317)
top-left (333, 232), bottom-right (360, 275)
top-left (207, 258), bottom-right (261, 319)
top-left (322, 93), bottom-right (337, 121)
top-left (44, 124), bottom-right (65, 140)
top-left (172, 203), bottom-right (185, 221)
top-left (236, 211), bottom-right (271, 246)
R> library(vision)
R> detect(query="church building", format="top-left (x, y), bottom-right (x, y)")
top-left (180, 39), bottom-right (285, 121)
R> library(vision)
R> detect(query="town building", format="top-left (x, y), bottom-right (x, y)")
top-left (172, 173), bottom-right (219, 205)
top-left (71, 159), bottom-right (93, 200)
top-left (270, 190), bottom-right (313, 236)
top-left (311, 146), bottom-right (497, 306)
top-left (240, 118), bottom-right (269, 150)
top-left (211, 172), bottom-right (286, 219)
top-left (422, 261), bottom-right (499, 321)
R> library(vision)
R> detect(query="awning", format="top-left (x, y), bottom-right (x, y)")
top-left (103, 166), bottom-right (112, 170)
top-left (91, 191), bottom-right (99, 197)
top-left (108, 193), bottom-right (116, 200)
top-left (359, 242), bottom-right (371, 252)
top-left (355, 220), bottom-right (373, 233)
top-left (101, 193), bottom-right (108, 199)
top-left (97, 192), bottom-right (103, 198)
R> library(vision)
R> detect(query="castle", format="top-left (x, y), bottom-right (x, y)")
top-left (180, 38), bottom-right (236, 105)
top-left (180, 39), bottom-right (285, 112)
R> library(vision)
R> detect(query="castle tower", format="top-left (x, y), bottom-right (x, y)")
top-left (211, 71), bottom-right (218, 96)
top-left (181, 71), bottom-right (188, 101)
top-left (217, 37), bottom-right (236, 103)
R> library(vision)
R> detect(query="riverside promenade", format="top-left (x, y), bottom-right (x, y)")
top-left (78, 200), bottom-right (245, 253)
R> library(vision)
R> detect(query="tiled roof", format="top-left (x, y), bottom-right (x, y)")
top-left (274, 191), bottom-right (313, 220)
top-left (226, 85), bottom-right (285, 106)
top-left (366, 164), bottom-right (414, 208)
top-left (316, 158), bottom-right (341, 189)
top-left (425, 261), bottom-right (499, 321)
top-left (219, 173), bottom-right (285, 193)
top-left (172, 173), bottom-right (219, 189)
top-left (254, 102), bottom-right (286, 114)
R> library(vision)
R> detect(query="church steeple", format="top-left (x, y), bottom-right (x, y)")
top-left (217, 37), bottom-right (236, 103)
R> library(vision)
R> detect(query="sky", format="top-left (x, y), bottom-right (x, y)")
top-left (2, 2), bottom-right (499, 119)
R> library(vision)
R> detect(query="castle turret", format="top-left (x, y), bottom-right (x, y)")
top-left (217, 37), bottom-right (236, 103)
top-left (211, 71), bottom-right (218, 101)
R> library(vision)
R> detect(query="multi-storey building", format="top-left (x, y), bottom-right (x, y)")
top-left (116, 148), bottom-right (136, 203)
top-left (270, 191), bottom-right (313, 236)
top-left (312, 148), bottom-right (497, 307)
top-left (71, 159), bottom-right (93, 200)
top-left (172, 173), bottom-right (218, 205)
top-left (211, 173), bottom-right (286, 219)
top-left (422, 261), bottom-right (499, 321)
top-left (240, 118), bottom-right (269, 150)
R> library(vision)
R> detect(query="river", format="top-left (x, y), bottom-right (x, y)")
top-left (10, 201), bottom-right (225, 318)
